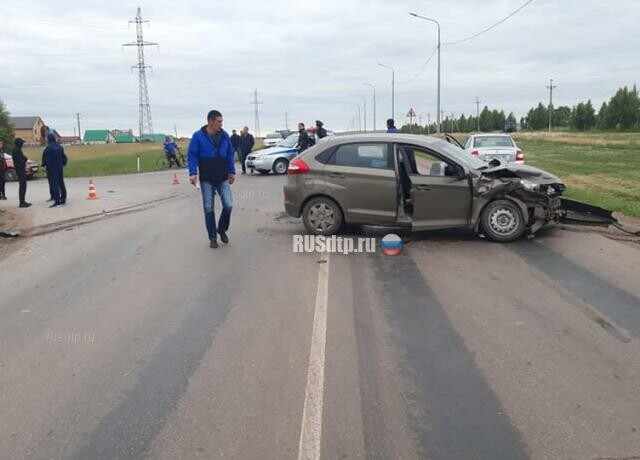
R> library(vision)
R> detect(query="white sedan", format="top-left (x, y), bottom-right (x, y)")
top-left (464, 134), bottom-right (524, 164)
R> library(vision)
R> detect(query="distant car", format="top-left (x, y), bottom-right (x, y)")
top-left (284, 133), bottom-right (565, 242)
top-left (464, 134), bottom-right (524, 165)
top-left (3, 153), bottom-right (39, 181)
top-left (246, 133), bottom-right (301, 175)
top-left (263, 133), bottom-right (284, 148)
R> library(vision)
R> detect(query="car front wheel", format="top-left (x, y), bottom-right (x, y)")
top-left (273, 158), bottom-right (289, 175)
top-left (480, 199), bottom-right (526, 242)
top-left (302, 197), bottom-right (343, 236)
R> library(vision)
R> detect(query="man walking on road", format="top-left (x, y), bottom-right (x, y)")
top-left (188, 110), bottom-right (236, 249)
top-left (238, 126), bottom-right (254, 175)
top-left (11, 138), bottom-right (31, 207)
top-left (230, 129), bottom-right (240, 164)
top-left (0, 140), bottom-right (7, 200)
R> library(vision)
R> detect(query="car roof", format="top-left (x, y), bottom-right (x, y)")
top-left (314, 133), bottom-right (443, 147)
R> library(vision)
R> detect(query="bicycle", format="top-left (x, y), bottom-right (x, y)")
top-left (156, 146), bottom-right (187, 170)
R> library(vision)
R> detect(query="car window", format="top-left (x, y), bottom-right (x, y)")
top-left (465, 137), bottom-right (472, 149)
top-left (278, 133), bottom-right (299, 148)
top-left (399, 146), bottom-right (459, 177)
top-left (333, 143), bottom-right (390, 169)
top-left (473, 136), bottom-right (515, 148)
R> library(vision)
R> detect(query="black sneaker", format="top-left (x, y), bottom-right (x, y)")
top-left (19, 202), bottom-right (32, 208)
top-left (49, 202), bottom-right (60, 208)
top-left (219, 232), bottom-right (229, 244)
top-left (0, 196), bottom-right (7, 200)
top-left (209, 239), bottom-right (219, 249)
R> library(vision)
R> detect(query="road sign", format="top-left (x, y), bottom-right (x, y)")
top-left (406, 108), bottom-right (416, 118)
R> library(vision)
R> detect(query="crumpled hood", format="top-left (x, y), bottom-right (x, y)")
top-left (480, 163), bottom-right (563, 185)
top-left (251, 145), bottom-right (297, 157)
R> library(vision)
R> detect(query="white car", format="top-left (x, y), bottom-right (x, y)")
top-left (263, 133), bottom-right (284, 148)
top-left (464, 134), bottom-right (524, 164)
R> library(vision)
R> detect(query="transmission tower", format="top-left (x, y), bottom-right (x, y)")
top-left (249, 89), bottom-right (263, 136)
top-left (123, 7), bottom-right (158, 140)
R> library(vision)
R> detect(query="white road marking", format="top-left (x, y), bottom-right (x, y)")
top-left (298, 253), bottom-right (330, 460)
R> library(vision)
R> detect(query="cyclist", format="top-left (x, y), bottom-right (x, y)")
top-left (163, 136), bottom-right (181, 167)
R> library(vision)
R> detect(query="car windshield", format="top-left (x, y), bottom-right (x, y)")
top-left (278, 133), bottom-right (299, 148)
top-left (432, 139), bottom-right (487, 170)
top-left (473, 136), bottom-right (515, 148)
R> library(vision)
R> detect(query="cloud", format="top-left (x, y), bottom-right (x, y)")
top-left (0, 0), bottom-right (638, 135)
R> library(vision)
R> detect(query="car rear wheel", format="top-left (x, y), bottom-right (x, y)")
top-left (273, 158), bottom-right (289, 175)
top-left (4, 169), bottom-right (17, 182)
top-left (480, 199), bottom-right (525, 242)
top-left (302, 197), bottom-right (343, 236)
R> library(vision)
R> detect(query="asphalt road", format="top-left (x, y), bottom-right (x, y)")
top-left (0, 171), bottom-right (639, 460)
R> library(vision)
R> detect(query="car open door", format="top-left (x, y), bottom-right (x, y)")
top-left (398, 145), bottom-right (472, 231)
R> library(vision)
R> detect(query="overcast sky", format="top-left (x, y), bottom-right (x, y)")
top-left (1, 0), bottom-right (638, 137)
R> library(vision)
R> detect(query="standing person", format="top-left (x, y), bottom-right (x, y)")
top-left (238, 126), bottom-right (254, 175)
top-left (386, 118), bottom-right (399, 133)
top-left (297, 123), bottom-right (310, 152)
top-left (42, 133), bottom-right (67, 207)
top-left (163, 136), bottom-right (181, 167)
top-left (11, 138), bottom-right (31, 208)
top-left (187, 110), bottom-right (236, 249)
top-left (315, 120), bottom-right (327, 139)
top-left (0, 140), bottom-right (7, 200)
top-left (230, 129), bottom-right (240, 164)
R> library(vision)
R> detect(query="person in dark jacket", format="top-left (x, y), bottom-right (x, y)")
top-left (238, 126), bottom-right (254, 174)
top-left (0, 140), bottom-right (7, 200)
top-left (315, 120), bottom-right (327, 139)
top-left (297, 123), bottom-right (311, 152)
top-left (42, 133), bottom-right (67, 207)
top-left (11, 138), bottom-right (31, 207)
top-left (386, 118), bottom-right (399, 133)
top-left (230, 129), bottom-right (240, 163)
top-left (188, 110), bottom-right (236, 249)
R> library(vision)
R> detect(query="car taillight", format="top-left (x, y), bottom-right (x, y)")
top-left (471, 150), bottom-right (479, 156)
top-left (288, 158), bottom-right (309, 174)
top-left (516, 149), bottom-right (524, 161)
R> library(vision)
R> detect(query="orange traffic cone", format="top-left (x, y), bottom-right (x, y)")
top-left (86, 179), bottom-right (98, 200)
top-left (172, 173), bottom-right (180, 185)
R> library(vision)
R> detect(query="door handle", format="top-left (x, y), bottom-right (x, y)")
top-left (329, 172), bottom-right (345, 179)
top-left (415, 185), bottom-right (431, 191)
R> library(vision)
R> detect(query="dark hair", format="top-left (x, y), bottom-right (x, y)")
top-left (387, 118), bottom-right (395, 127)
top-left (315, 120), bottom-right (323, 126)
top-left (207, 110), bottom-right (223, 121)
top-left (299, 122), bottom-right (305, 128)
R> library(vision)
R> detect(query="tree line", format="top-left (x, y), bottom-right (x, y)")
top-left (400, 84), bottom-right (640, 133)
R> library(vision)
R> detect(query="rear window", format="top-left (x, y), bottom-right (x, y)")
top-left (473, 136), bottom-right (515, 148)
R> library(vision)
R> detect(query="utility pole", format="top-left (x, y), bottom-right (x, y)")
top-left (363, 97), bottom-right (367, 131)
top-left (364, 83), bottom-right (376, 131)
top-left (123, 7), bottom-right (158, 140)
top-left (249, 89), bottom-right (263, 136)
top-left (357, 106), bottom-right (361, 131)
top-left (283, 111), bottom-right (289, 130)
top-left (174, 125), bottom-right (178, 138)
top-left (475, 97), bottom-right (481, 131)
top-left (76, 112), bottom-right (81, 140)
top-left (427, 113), bottom-right (431, 134)
top-left (410, 13), bottom-right (441, 133)
top-left (378, 63), bottom-right (395, 121)
top-left (546, 78), bottom-right (557, 133)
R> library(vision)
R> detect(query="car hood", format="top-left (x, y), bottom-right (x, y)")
top-left (252, 145), bottom-right (297, 156)
top-left (479, 163), bottom-right (562, 185)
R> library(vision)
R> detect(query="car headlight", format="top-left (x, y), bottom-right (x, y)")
top-left (519, 179), bottom-right (540, 192)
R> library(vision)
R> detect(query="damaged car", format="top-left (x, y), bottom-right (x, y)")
top-left (283, 133), bottom-right (567, 242)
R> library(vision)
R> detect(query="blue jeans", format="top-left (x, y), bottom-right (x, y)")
top-left (200, 180), bottom-right (233, 241)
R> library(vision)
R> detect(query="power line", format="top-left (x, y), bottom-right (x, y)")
top-left (396, 46), bottom-right (438, 85)
top-left (123, 7), bottom-right (158, 139)
top-left (443, 0), bottom-right (534, 46)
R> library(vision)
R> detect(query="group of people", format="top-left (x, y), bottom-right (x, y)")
top-left (0, 133), bottom-right (68, 208)
top-left (229, 127), bottom-right (255, 175)
top-left (297, 120), bottom-right (328, 153)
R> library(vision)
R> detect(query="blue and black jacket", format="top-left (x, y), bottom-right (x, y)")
top-left (188, 127), bottom-right (236, 184)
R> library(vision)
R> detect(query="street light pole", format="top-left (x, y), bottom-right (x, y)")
top-left (364, 83), bottom-right (376, 131)
top-left (410, 12), bottom-right (441, 133)
top-left (378, 63), bottom-right (395, 122)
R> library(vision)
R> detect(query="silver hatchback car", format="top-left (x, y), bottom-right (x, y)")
top-left (284, 134), bottom-right (566, 242)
